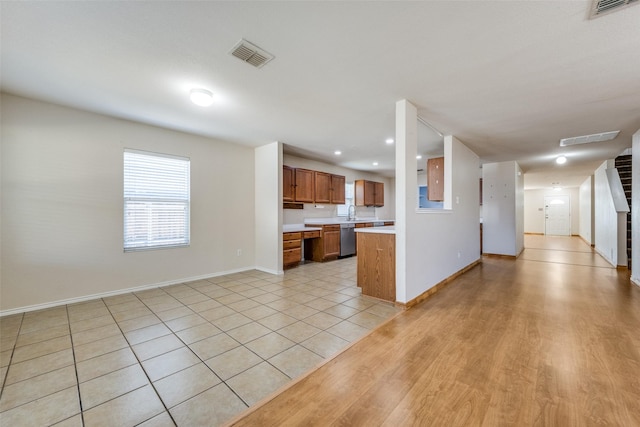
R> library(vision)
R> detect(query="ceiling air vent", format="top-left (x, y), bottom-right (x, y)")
top-left (590, 0), bottom-right (639, 18)
top-left (559, 130), bottom-right (620, 147)
top-left (229, 39), bottom-right (274, 68)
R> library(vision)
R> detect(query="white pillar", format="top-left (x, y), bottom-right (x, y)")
top-left (631, 130), bottom-right (640, 284)
top-left (395, 100), bottom-right (418, 303)
top-left (254, 141), bottom-right (283, 274)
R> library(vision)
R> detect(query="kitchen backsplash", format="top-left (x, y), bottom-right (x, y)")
top-left (283, 204), bottom-right (377, 224)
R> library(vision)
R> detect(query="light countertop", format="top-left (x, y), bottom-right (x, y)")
top-left (283, 224), bottom-right (322, 233)
top-left (303, 218), bottom-right (395, 226)
top-left (354, 226), bottom-right (395, 234)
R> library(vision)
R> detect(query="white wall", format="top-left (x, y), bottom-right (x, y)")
top-left (396, 100), bottom-right (480, 303)
top-left (579, 176), bottom-right (594, 245)
top-left (632, 129), bottom-right (640, 285)
top-left (524, 187), bottom-right (580, 235)
top-left (255, 142), bottom-right (282, 275)
top-left (282, 154), bottom-right (395, 223)
top-left (1, 94), bottom-right (256, 312)
top-left (594, 160), bottom-right (618, 266)
top-left (482, 161), bottom-right (523, 256)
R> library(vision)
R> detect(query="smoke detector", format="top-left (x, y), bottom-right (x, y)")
top-left (590, 0), bottom-right (639, 18)
top-left (229, 39), bottom-right (274, 68)
top-left (559, 130), bottom-right (620, 147)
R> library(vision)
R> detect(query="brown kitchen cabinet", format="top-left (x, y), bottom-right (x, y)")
top-left (283, 165), bottom-right (295, 202)
top-left (354, 222), bottom-right (373, 255)
top-left (306, 224), bottom-right (340, 262)
top-left (355, 180), bottom-right (384, 207)
top-left (427, 157), bottom-right (444, 201)
top-left (283, 166), bottom-right (345, 205)
top-left (315, 172), bottom-right (345, 205)
top-left (330, 174), bottom-right (346, 204)
top-left (314, 171), bottom-right (331, 203)
top-left (294, 168), bottom-right (315, 203)
top-left (357, 231), bottom-right (396, 302)
top-left (374, 182), bottom-right (384, 206)
top-left (283, 232), bottom-right (302, 269)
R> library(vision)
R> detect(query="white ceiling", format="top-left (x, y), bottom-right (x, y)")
top-left (2, 1), bottom-right (639, 189)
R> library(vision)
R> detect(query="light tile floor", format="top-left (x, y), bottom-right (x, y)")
top-left (0, 257), bottom-right (400, 426)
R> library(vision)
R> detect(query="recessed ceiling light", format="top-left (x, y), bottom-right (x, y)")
top-left (416, 155), bottom-right (422, 159)
top-left (556, 155), bottom-right (567, 165)
top-left (334, 150), bottom-right (341, 155)
top-left (373, 162), bottom-right (378, 166)
top-left (190, 88), bottom-right (214, 106)
top-left (386, 138), bottom-right (394, 144)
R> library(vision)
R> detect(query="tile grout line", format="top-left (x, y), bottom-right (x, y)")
top-left (65, 304), bottom-right (86, 427)
top-left (0, 312), bottom-right (25, 403)
top-left (105, 293), bottom-right (179, 427)
top-left (133, 287), bottom-right (253, 413)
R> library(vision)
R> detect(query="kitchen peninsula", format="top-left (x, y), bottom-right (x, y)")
top-left (354, 226), bottom-right (396, 302)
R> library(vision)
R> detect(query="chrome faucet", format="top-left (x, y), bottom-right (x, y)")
top-left (347, 204), bottom-right (356, 221)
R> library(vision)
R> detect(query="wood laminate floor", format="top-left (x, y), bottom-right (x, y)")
top-left (230, 235), bottom-right (640, 426)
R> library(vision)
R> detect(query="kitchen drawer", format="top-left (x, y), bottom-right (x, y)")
top-left (283, 248), bottom-right (301, 265)
top-left (283, 232), bottom-right (302, 241)
top-left (303, 230), bottom-right (320, 239)
top-left (283, 239), bottom-right (301, 250)
top-left (322, 224), bottom-right (340, 232)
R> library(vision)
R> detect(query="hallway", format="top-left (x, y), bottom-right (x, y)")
top-left (231, 236), bottom-right (640, 426)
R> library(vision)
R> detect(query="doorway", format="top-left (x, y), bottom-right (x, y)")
top-left (544, 195), bottom-right (571, 236)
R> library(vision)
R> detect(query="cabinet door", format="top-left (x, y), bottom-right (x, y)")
top-left (323, 230), bottom-right (341, 257)
top-left (427, 157), bottom-right (444, 201)
top-left (374, 182), bottom-right (384, 207)
top-left (314, 171), bottom-right (331, 204)
top-left (330, 175), bottom-right (345, 204)
top-left (294, 168), bottom-right (315, 203)
top-left (364, 181), bottom-right (376, 206)
top-left (283, 166), bottom-right (294, 202)
top-left (354, 180), bottom-right (365, 206)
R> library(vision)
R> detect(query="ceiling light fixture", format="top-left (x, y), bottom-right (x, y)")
top-left (386, 138), bottom-right (394, 144)
top-left (373, 162), bottom-right (378, 166)
top-left (190, 88), bottom-right (214, 107)
top-left (559, 130), bottom-right (619, 147)
top-left (556, 155), bottom-right (567, 165)
top-left (416, 155), bottom-right (422, 160)
top-left (334, 150), bottom-right (342, 155)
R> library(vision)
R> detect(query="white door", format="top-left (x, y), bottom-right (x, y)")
top-left (544, 195), bottom-right (571, 236)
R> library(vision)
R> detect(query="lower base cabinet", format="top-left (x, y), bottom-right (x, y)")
top-left (356, 232), bottom-right (396, 302)
top-left (283, 232), bottom-right (302, 269)
top-left (306, 224), bottom-right (340, 262)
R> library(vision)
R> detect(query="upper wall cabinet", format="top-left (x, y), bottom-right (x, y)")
top-left (283, 166), bottom-right (346, 204)
top-left (355, 180), bottom-right (384, 207)
top-left (331, 174), bottom-right (346, 204)
top-left (283, 165), bottom-right (295, 202)
top-left (427, 157), bottom-right (444, 201)
top-left (294, 168), bottom-right (315, 203)
top-left (314, 171), bottom-right (331, 204)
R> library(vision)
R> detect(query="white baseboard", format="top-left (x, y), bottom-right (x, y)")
top-left (631, 276), bottom-right (640, 288)
top-left (255, 266), bottom-right (284, 276)
top-left (0, 265), bottom-right (266, 317)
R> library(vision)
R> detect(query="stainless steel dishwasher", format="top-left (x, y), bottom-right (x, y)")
top-left (340, 223), bottom-right (356, 256)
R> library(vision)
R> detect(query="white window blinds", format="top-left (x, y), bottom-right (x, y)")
top-left (124, 149), bottom-right (190, 251)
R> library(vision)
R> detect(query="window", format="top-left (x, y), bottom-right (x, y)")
top-left (123, 149), bottom-right (190, 251)
top-left (336, 182), bottom-right (355, 216)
